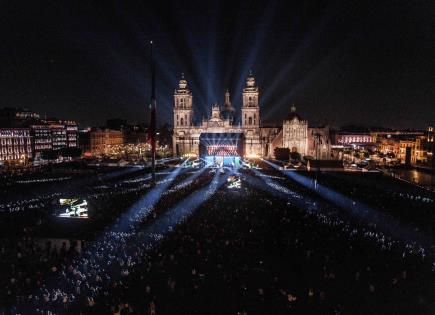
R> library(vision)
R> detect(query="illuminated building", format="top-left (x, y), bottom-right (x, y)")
top-left (393, 137), bottom-right (428, 164)
top-left (260, 126), bottom-right (281, 157)
top-left (0, 128), bottom-right (32, 163)
top-left (0, 108), bottom-right (78, 162)
top-left (49, 125), bottom-right (67, 150)
top-left (90, 129), bottom-right (124, 156)
top-left (428, 126), bottom-right (434, 142)
top-left (309, 126), bottom-right (332, 160)
top-left (172, 73), bottom-right (333, 159)
top-left (282, 105), bottom-right (308, 155)
top-left (281, 105), bottom-right (332, 159)
top-left (172, 73), bottom-right (261, 157)
top-left (240, 73), bottom-right (262, 156)
top-left (413, 136), bottom-right (428, 164)
top-left (30, 121), bottom-right (78, 158)
top-left (336, 133), bottom-right (374, 145)
top-left (64, 121), bottom-right (78, 148)
top-left (377, 133), bottom-right (429, 165)
top-left (31, 125), bottom-right (52, 156)
top-left (40, 119), bottom-right (78, 150)
top-left (378, 137), bottom-right (400, 156)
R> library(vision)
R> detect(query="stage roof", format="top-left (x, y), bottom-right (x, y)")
top-left (199, 132), bottom-right (244, 141)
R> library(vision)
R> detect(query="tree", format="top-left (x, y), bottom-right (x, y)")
top-left (303, 155), bottom-right (314, 162)
top-left (290, 151), bottom-right (301, 161)
top-left (274, 147), bottom-right (290, 161)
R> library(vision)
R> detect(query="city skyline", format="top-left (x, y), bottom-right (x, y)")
top-left (0, 2), bottom-right (434, 313)
top-left (1, 1), bottom-right (434, 128)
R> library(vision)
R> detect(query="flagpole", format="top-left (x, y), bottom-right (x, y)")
top-left (150, 40), bottom-right (156, 185)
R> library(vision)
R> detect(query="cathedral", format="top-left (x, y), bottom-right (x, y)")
top-left (172, 73), bottom-right (331, 160)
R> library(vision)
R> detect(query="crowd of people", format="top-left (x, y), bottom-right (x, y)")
top-left (302, 171), bottom-right (435, 232)
top-left (0, 166), bottom-right (215, 314)
top-left (0, 194), bottom-right (60, 214)
top-left (0, 162), bottom-right (433, 314)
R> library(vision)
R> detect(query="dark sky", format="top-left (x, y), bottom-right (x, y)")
top-left (1, 0), bottom-right (434, 129)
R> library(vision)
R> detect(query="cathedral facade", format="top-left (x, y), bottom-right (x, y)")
top-left (172, 73), bottom-right (332, 160)
top-left (282, 105), bottom-right (331, 159)
top-left (172, 73), bottom-right (262, 157)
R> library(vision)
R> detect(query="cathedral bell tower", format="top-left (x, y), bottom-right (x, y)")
top-left (241, 71), bottom-right (260, 127)
top-left (241, 71), bottom-right (261, 157)
top-left (173, 73), bottom-right (193, 128)
top-left (173, 73), bottom-right (195, 156)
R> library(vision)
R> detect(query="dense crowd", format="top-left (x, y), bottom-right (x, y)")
top-left (0, 163), bottom-right (433, 314)
top-left (0, 167), bottom-right (214, 314)
top-left (0, 194), bottom-right (60, 214)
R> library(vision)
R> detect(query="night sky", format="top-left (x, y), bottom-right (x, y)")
top-left (1, 0), bottom-right (434, 129)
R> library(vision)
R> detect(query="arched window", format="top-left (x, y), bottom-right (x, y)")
top-left (180, 118), bottom-right (184, 126)
top-left (248, 117), bottom-right (252, 125)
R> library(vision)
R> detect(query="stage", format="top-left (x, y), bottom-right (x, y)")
top-left (199, 132), bottom-right (244, 166)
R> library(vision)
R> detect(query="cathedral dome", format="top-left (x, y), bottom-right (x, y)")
top-left (287, 105), bottom-right (303, 121)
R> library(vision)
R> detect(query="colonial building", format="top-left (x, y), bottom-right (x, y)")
top-left (308, 126), bottom-right (332, 160)
top-left (29, 121), bottom-right (78, 159)
top-left (90, 129), bottom-right (124, 156)
top-left (280, 105), bottom-right (331, 159)
top-left (31, 125), bottom-right (52, 155)
top-left (336, 133), bottom-right (374, 145)
top-left (282, 105), bottom-right (308, 155)
top-left (172, 73), bottom-right (261, 157)
top-left (64, 121), bottom-right (78, 148)
top-left (377, 133), bottom-right (430, 165)
top-left (172, 73), bottom-right (332, 159)
top-left (0, 128), bottom-right (33, 163)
